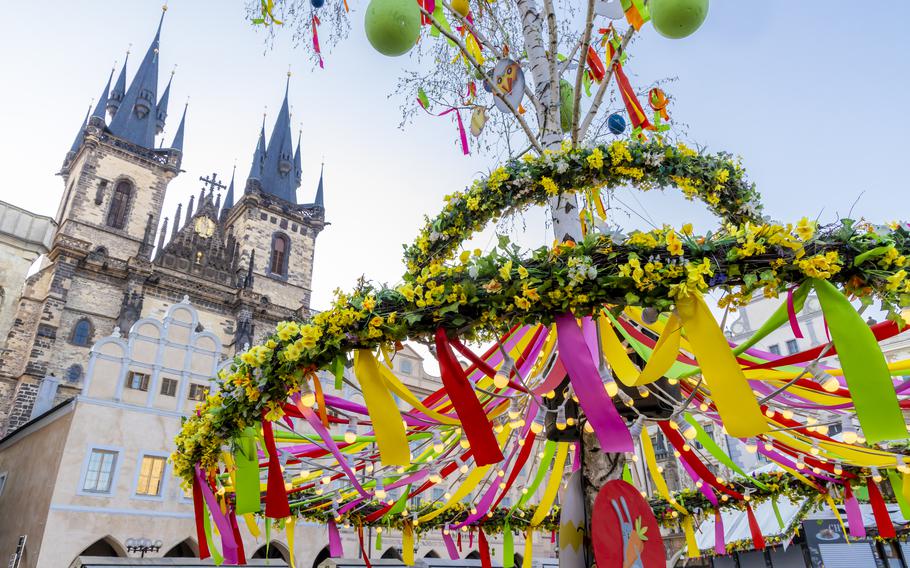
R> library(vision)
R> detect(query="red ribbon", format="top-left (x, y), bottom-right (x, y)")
top-left (490, 428), bottom-right (537, 509)
top-left (478, 529), bottom-right (492, 568)
top-left (745, 503), bottom-right (765, 550)
top-left (867, 477), bottom-right (896, 538)
top-left (192, 474), bottom-right (211, 560)
top-left (586, 46), bottom-right (605, 82)
top-left (229, 508), bottom-right (247, 564)
top-left (435, 328), bottom-right (504, 466)
top-left (607, 42), bottom-right (652, 132)
top-left (357, 525), bottom-right (373, 568)
top-left (658, 422), bottom-right (743, 499)
top-left (261, 416), bottom-right (291, 518)
top-left (312, 15), bottom-right (324, 69)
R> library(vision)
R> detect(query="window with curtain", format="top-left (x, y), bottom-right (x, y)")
top-left (106, 181), bottom-right (132, 229)
top-left (269, 233), bottom-right (289, 276)
top-left (136, 455), bottom-right (166, 496)
top-left (83, 449), bottom-right (118, 493)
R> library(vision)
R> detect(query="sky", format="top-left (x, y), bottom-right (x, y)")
top-left (1, 1), bottom-right (908, 318)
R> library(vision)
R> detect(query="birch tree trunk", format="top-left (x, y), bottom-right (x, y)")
top-left (514, 1), bottom-right (625, 565)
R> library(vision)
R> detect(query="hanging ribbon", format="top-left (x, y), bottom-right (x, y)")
top-left (443, 529), bottom-right (460, 559)
top-left (682, 515), bottom-right (699, 558)
top-left (675, 293), bottom-right (768, 438)
top-left (824, 494), bottom-right (850, 543)
top-left (714, 510), bottom-right (726, 555)
top-left (813, 279), bottom-right (906, 443)
top-left (523, 529), bottom-right (533, 568)
top-left (416, 101), bottom-right (470, 155)
top-left (503, 522), bottom-right (515, 568)
top-left (586, 46), bottom-right (605, 82)
top-left (403, 523), bottom-right (415, 566)
top-left (194, 465), bottom-right (239, 564)
top-left (286, 516), bottom-right (298, 568)
top-left (530, 443), bottom-right (570, 526)
top-left (771, 498), bottom-right (785, 530)
top-left (312, 15), bottom-right (324, 69)
top-left (732, 281), bottom-right (810, 356)
top-left (606, 40), bottom-right (652, 133)
top-left (353, 350), bottom-right (410, 466)
top-left (786, 285), bottom-right (804, 339)
top-left (233, 428), bottom-right (261, 515)
top-left (435, 328), bottom-right (503, 465)
top-left (555, 314), bottom-right (632, 452)
top-left (202, 502), bottom-right (224, 565)
top-left (357, 525), bottom-right (372, 568)
top-left (192, 473), bottom-right (212, 560)
top-left (478, 529), bottom-right (493, 568)
top-left (867, 477), bottom-right (896, 538)
top-left (619, 0), bottom-right (650, 30)
top-left (261, 417), bottom-right (291, 519)
top-left (745, 503), bottom-right (765, 550)
top-left (229, 510), bottom-right (247, 565)
top-left (640, 430), bottom-right (687, 515)
top-left (329, 519), bottom-right (344, 557)
top-left (636, 311), bottom-right (682, 385)
top-left (296, 400), bottom-right (368, 497)
top-left (683, 413), bottom-right (769, 490)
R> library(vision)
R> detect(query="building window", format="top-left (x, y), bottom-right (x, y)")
top-left (71, 318), bottom-right (93, 346)
top-left (126, 372), bottom-right (150, 391)
top-left (136, 455), bottom-right (166, 497)
top-left (83, 449), bottom-right (118, 493)
top-left (160, 378), bottom-right (178, 397)
top-left (0, 472), bottom-right (7, 497)
top-left (66, 364), bottom-right (84, 383)
top-left (400, 359), bottom-right (413, 375)
top-left (768, 344), bottom-right (781, 355)
top-left (106, 181), bottom-right (132, 229)
top-left (269, 233), bottom-right (290, 276)
top-left (786, 339), bottom-right (799, 355)
top-left (188, 383), bottom-right (207, 401)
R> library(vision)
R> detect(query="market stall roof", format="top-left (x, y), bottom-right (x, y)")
top-left (694, 497), bottom-right (806, 551)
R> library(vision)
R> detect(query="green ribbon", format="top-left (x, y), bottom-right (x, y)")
top-left (514, 441), bottom-right (557, 510)
top-left (813, 279), bottom-right (906, 442)
top-left (331, 355), bottom-right (345, 390)
top-left (234, 428), bottom-right (261, 515)
top-left (888, 470), bottom-right (910, 519)
top-left (203, 502), bottom-right (224, 566)
top-left (732, 281), bottom-right (810, 355)
top-left (622, 463), bottom-right (633, 484)
top-left (683, 413), bottom-right (769, 490)
top-left (503, 521), bottom-right (514, 568)
top-left (771, 497), bottom-right (784, 530)
top-left (376, 528), bottom-right (383, 550)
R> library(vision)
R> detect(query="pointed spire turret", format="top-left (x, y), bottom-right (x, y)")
top-left (172, 203), bottom-right (182, 238)
top-left (258, 75), bottom-right (300, 204)
top-left (108, 7), bottom-right (165, 148)
top-left (314, 163), bottom-right (325, 209)
top-left (247, 115), bottom-right (266, 183)
top-left (185, 195), bottom-right (195, 226)
top-left (221, 165), bottom-right (236, 221)
top-left (294, 130), bottom-right (302, 185)
top-left (156, 217), bottom-right (169, 255)
top-left (156, 68), bottom-right (174, 134)
top-left (107, 52), bottom-right (129, 117)
top-left (170, 102), bottom-right (187, 152)
top-left (90, 70), bottom-right (113, 127)
top-left (64, 104), bottom-right (92, 168)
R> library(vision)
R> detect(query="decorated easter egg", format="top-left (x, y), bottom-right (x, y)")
top-left (559, 79), bottom-right (575, 133)
top-left (364, 0), bottom-right (421, 57)
top-left (490, 59), bottom-right (526, 113)
top-left (608, 112), bottom-right (626, 135)
top-left (650, 0), bottom-right (709, 39)
top-left (311, 0), bottom-right (325, 7)
top-left (451, 0), bottom-right (470, 17)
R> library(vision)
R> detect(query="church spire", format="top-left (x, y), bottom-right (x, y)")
top-left (156, 68), bottom-right (175, 135)
top-left (90, 69), bottom-right (113, 126)
top-left (170, 102), bottom-right (187, 152)
top-left (108, 7), bottom-right (165, 148)
top-left (221, 165), bottom-right (236, 221)
top-left (294, 129), bottom-right (302, 185)
top-left (64, 103), bottom-right (92, 168)
top-left (107, 51), bottom-right (129, 117)
top-left (314, 162), bottom-right (325, 209)
top-left (247, 114), bottom-right (266, 183)
top-left (258, 74), bottom-right (300, 204)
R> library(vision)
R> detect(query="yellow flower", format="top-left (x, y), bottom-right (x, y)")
top-left (796, 217), bottom-right (816, 241)
top-left (586, 148), bottom-right (604, 170)
top-left (473, 248), bottom-right (482, 257)
top-left (298, 324), bottom-right (322, 349)
top-left (459, 250), bottom-right (471, 263)
top-left (264, 402), bottom-right (285, 422)
top-left (399, 283), bottom-right (416, 302)
top-left (276, 321), bottom-right (300, 341)
top-left (522, 282), bottom-right (540, 301)
top-left (666, 231), bottom-right (684, 256)
top-left (608, 141), bottom-right (632, 165)
top-left (499, 260), bottom-right (513, 281)
top-left (484, 280), bottom-right (503, 293)
top-left (369, 316), bottom-right (383, 328)
top-left (487, 167), bottom-right (509, 192)
top-left (514, 296), bottom-right (531, 310)
top-left (887, 270), bottom-right (907, 292)
top-left (797, 252), bottom-right (842, 279)
top-left (517, 266), bottom-right (529, 279)
top-left (681, 223), bottom-right (693, 236)
top-left (466, 196), bottom-right (480, 210)
top-left (541, 177), bottom-right (559, 197)
top-left (283, 342), bottom-right (302, 362)
top-left (362, 296), bottom-right (376, 311)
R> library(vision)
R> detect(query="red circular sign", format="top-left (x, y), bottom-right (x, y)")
top-left (592, 480), bottom-right (665, 568)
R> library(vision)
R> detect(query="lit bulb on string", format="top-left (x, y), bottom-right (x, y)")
top-left (460, 438), bottom-right (471, 450)
top-left (300, 382), bottom-right (317, 408)
top-left (432, 432), bottom-right (444, 454)
top-left (833, 463), bottom-right (843, 476)
top-left (374, 481), bottom-right (387, 500)
top-left (680, 422), bottom-right (698, 441)
top-left (620, 391), bottom-right (635, 407)
top-left (810, 440), bottom-right (820, 456)
top-left (494, 357), bottom-right (514, 389)
top-left (808, 362), bottom-right (840, 393)
top-left (600, 363), bottom-right (619, 397)
top-left (764, 441), bottom-right (774, 452)
top-left (744, 439), bottom-right (758, 454)
top-left (555, 405), bottom-right (567, 431)
top-left (897, 456), bottom-right (910, 474)
top-left (508, 397), bottom-right (522, 420)
top-left (428, 466), bottom-right (442, 484)
top-left (699, 402), bottom-right (709, 412)
top-left (637, 385), bottom-right (650, 398)
top-left (782, 409), bottom-right (794, 420)
top-left (871, 467), bottom-right (883, 483)
top-left (344, 417), bottom-right (359, 444)
top-left (841, 417), bottom-right (858, 445)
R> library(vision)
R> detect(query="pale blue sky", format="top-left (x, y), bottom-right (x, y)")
top-left (1, 1), bottom-right (908, 311)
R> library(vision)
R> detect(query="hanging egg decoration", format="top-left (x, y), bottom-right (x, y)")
top-left (470, 106), bottom-right (488, 137)
top-left (490, 59), bottom-right (525, 113)
top-left (364, 0), bottom-right (421, 57)
top-left (311, 0), bottom-right (325, 7)
top-left (607, 112), bottom-right (626, 135)
top-left (650, 0), bottom-right (709, 39)
top-left (451, 0), bottom-right (470, 17)
top-left (559, 79), bottom-right (575, 133)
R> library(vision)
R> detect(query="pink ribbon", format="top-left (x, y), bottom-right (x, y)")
top-left (295, 396), bottom-right (369, 497)
top-left (844, 482), bottom-right (866, 538)
top-left (714, 510), bottom-right (726, 555)
top-left (555, 314), bottom-right (633, 453)
top-left (417, 102), bottom-right (469, 155)
top-left (329, 519), bottom-right (344, 557)
top-left (787, 285), bottom-right (804, 339)
top-left (194, 465), bottom-right (239, 564)
top-left (679, 456), bottom-right (718, 507)
top-left (312, 15), bottom-right (324, 69)
top-left (443, 529), bottom-right (460, 559)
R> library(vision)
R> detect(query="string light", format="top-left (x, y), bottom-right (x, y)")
top-left (428, 466), bottom-right (442, 484)
top-left (680, 422), bottom-right (698, 441)
top-left (494, 357), bottom-right (514, 389)
top-left (841, 417), bottom-right (858, 445)
top-left (871, 467), bottom-right (883, 483)
top-left (833, 463), bottom-right (843, 476)
top-left (555, 405), bottom-right (567, 430)
top-left (744, 439), bottom-right (758, 454)
top-left (699, 402), bottom-right (709, 412)
top-left (508, 398), bottom-right (522, 420)
top-left (808, 362), bottom-right (840, 393)
top-left (432, 432), bottom-right (445, 454)
top-left (300, 381), bottom-right (316, 408)
top-left (637, 385), bottom-right (650, 398)
top-left (374, 481), bottom-right (387, 500)
top-left (344, 417), bottom-right (358, 444)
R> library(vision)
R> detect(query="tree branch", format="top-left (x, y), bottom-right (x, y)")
top-left (542, 0), bottom-right (560, 143)
top-left (570, 0), bottom-right (596, 145)
top-left (577, 26), bottom-right (635, 141)
top-left (420, 6), bottom-right (544, 153)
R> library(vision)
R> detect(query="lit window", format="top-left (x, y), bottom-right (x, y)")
top-left (400, 359), bottom-right (413, 375)
top-left (768, 344), bottom-right (781, 355)
top-left (83, 449), bottom-right (118, 493)
top-left (106, 181), bottom-right (132, 229)
top-left (136, 455), bottom-right (166, 496)
top-left (269, 233), bottom-right (290, 276)
top-left (126, 372), bottom-right (150, 391)
top-left (71, 319), bottom-right (93, 346)
top-left (160, 378), bottom-right (178, 397)
top-left (786, 339), bottom-right (799, 355)
top-left (188, 383), bottom-right (207, 401)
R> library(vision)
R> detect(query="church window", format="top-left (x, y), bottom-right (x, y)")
top-left (126, 372), bottom-right (150, 391)
top-left (106, 181), bottom-right (132, 229)
top-left (400, 359), bottom-right (413, 375)
top-left (768, 344), bottom-right (781, 355)
top-left (66, 364), bottom-right (84, 383)
top-left (269, 233), bottom-right (290, 277)
top-left (71, 319), bottom-right (93, 346)
top-left (160, 378), bottom-right (178, 397)
top-left (188, 383), bottom-right (207, 401)
top-left (135, 455), bottom-right (166, 496)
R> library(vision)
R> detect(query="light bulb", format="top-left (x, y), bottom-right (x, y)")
top-left (620, 391), bottom-right (634, 407)
top-left (682, 443), bottom-right (691, 452)
top-left (508, 398), bottom-right (522, 420)
top-left (810, 441), bottom-right (820, 456)
top-left (300, 383), bottom-right (316, 408)
top-left (782, 409), bottom-right (794, 420)
top-left (872, 467), bottom-right (883, 483)
top-left (898, 456), bottom-right (910, 474)
top-left (820, 375), bottom-right (840, 392)
top-left (764, 441), bottom-right (774, 452)
top-left (833, 464), bottom-right (843, 476)
top-left (374, 482), bottom-right (387, 500)
top-left (530, 421), bottom-right (544, 434)
top-left (545, 390), bottom-right (555, 399)
top-left (668, 420), bottom-right (680, 431)
top-left (432, 433), bottom-right (444, 454)
top-left (637, 385), bottom-right (650, 398)
top-left (744, 439), bottom-right (758, 454)
top-left (321, 475), bottom-right (332, 485)
top-left (494, 358), bottom-right (514, 389)
top-left (816, 424), bottom-right (829, 436)
top-left (583, 421), bottom-right (594, 434)
top-left (796, 459), bottom-right (805, 470)
top-left (366, 464), bottom-right (374, 474)
top-left (555, 406), bottom-right (567, 430)
top-left (428, 468), bottom-right (442, 484)
top-left (764, 408), bottom-right (775, 418)
top-left (841, 417), bottom-right (858, 444)
top-left (460, 439), bottom-right (471, 449)
top-left (699, 402), bottom-right (709, 412)
top-left (460, 464), bottom-right (469, 474)
top-left (566, 417), bottom-right (576, 426)
top-left (344, 417), bottom-right (358, 444)
top-left (681, 423), bottom-right (698, 441)
top-left (604, 376), bottom-right (619, 397)
top-left (444, 492), bottom-right (451, 500)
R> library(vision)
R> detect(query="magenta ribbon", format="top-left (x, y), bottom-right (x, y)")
top-left (194, 465), bottom-right (239, 564)
top-left (679, 456), bottom-right (718, 507)
top-left (443, 529), bottom-right (460, 559)
top-left (329, 519), bottom-right (344, 556)
top-left (787, 286), bottom-right (804, 339)
top-left (844, 483), bottom-right (866, 538)
top-left (418, 104), bottom-right (469, 155)
top-left (714, 510), bottom-right (726, 555)
top-left (555, 314), bottom-right (632, 453)
top-left (295, 397), bottom-right (369, 497)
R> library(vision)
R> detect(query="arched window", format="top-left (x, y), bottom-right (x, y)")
top-left (269, 233), bottom-right (290, 276)
top-left (66, 364), bottom-right (83, 383)
top-left (71, 319), bottom-right (93, 346)
top-left (106, 181), bottom-right (132, 229)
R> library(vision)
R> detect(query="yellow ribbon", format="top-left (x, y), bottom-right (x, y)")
top-left (675, 293), bottom-right (768, 438)
top-left (824, 494), bottom-right (849, 544)
top-left (681, 515), bottom-right (699, 558)
top-left (286, 517), bottom-right (297, 568)
top-left (597, 317), bottom-right (642, 385)
top-left (903, 473), bottom-right (910, 505)
top-left (523, 528), bottom-right (534, 568)
top-left (354, 350), bottom-right (410, 466)
top-left (243, 513), bottom-right (260, 538)
top-left (640, 430), bottom-right (687, 515)
top-left (530, 443), bottom-right (570, 526)
top-left (637, 311), bottom-right (683, 384)
top-left (377, 359), bottom-right (460, 425)
top-left (403, 523), bottom-right (415, 565)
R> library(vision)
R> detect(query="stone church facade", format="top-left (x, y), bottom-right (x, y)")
top-left (0, 11), bottom-right (326, 435)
